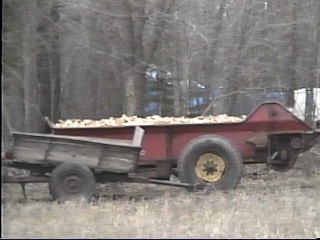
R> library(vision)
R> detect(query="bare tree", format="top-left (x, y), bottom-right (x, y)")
top-left (21, 0), bottom-right (41, 131)
top-left (3, 0), bottom-right (320, 144)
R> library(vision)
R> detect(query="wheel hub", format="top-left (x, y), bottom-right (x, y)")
top-left (195, 153), bottom-right (226, 182)
top-left (62, 175), bottom-right (82, 194)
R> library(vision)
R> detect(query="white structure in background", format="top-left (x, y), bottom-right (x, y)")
top-left (290, 88), bottom-right (320, 122)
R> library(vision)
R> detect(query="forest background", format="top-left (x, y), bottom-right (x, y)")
top-left (2, 0), bottom-right (320, 150)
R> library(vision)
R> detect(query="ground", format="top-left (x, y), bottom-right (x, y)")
top-left (1, 144), bottom-right (320, 238)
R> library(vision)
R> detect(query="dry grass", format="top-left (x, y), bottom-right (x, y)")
top-left (2, 146), bottom-right (320, 239)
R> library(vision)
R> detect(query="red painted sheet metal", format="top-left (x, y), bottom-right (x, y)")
top-left (245, 102), bottom-right (313, 133)
top-left (50, 102), bottom-right (315, 163)
top-left (167, 130), bottom-right (255, 160)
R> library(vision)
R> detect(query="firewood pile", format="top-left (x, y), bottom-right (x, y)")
top-left (54, 114), bottom-right (246, 128)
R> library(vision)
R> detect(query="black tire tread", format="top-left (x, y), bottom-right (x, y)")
top-left (49, 162), bottom-right (95, 201)
top-left (177, 135), bottom-right (243, 190)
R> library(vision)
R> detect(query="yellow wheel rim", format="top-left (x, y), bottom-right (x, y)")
top-left (195, 153), bottom-right (226, 182)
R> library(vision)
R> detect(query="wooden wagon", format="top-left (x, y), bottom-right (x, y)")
top-left (2, 127), bottom-right (145, 201)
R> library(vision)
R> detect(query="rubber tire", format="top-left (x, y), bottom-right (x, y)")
top-left (178, 135), bottom-right (243, 190)
top-left (49, 162), bottom-right (95, 202)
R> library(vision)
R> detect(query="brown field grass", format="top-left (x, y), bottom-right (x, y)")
top-left (2, 145), bottom-right (320, 239)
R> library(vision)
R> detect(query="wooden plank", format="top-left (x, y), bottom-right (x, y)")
top-left (98, 157), bottom-right (134, 173)
top-left (99, 146), bottom-right (139, 173)
top-left (13, 137), bottom-right (50, 162)
top-left (10, 131), bottom-right (142, 173)
top-left (81, 138), bottom-right (133, 145)
top-left (46, 139), bottom-right (101, 167)
top-left (132, 126), bottom-right (145, 147)
top-left (12, 131), bottom-right (137, 147)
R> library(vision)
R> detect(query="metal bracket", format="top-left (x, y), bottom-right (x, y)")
top-left (246, 131), bottom-right (269, 149)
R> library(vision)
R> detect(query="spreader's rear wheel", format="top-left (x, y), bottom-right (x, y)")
top-left (178, 135), bottom-right (243, 190)
top-left (49, 162), bottom-right (96, 202)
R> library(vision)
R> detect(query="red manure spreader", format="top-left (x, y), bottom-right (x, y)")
top-left (3, 102), bottom-right (320, 201)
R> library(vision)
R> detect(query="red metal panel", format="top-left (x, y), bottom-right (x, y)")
top-left (244, 102), bottom-right (313, 132)
top-left (139, 129), bottom-right (167, 161)
top-left (168, 130), bottom-right (255, 160)
top-left (50, 102), bottom-right (315, 164)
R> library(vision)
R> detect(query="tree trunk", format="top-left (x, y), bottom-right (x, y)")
top-left (22, 0), bottom-right (40, 132)
top-left (286, 1), bottom-right (298, 108)
top-left (225, 0), bottom-right (252, 115)
top-left (304, 0), bottom-right (320, 126)
top-left (124, 72), bottom-right (136, 116)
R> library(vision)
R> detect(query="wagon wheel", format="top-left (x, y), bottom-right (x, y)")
top-left (178, 135), bottom-right (243, 190)
top-left (270, 153), bottom-right (299, 172)
top-left (49, 162), bottom-right (96, 202)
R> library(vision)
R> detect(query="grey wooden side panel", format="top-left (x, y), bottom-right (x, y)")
top-left (46, 140), bottom-right (100, 167)
top-left (11, 132), bottom-right (141, 173)
top-left (12, 131), bottom-right (136, 147)
top-left (99, 157), bottom-right (134, 173)
top-left (13, 137), bottom-right (50, 163)
top-left (99, 147), bottom-right (139, 173)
